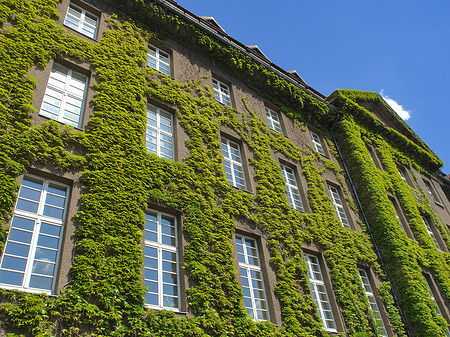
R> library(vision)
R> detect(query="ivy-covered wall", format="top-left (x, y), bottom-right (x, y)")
top-left (330, 90), bottom-right (450, 336)
top-left (0, 0), bottom-right (448, 336)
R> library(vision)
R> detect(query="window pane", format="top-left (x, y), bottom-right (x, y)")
top-left (29, 274), bottom-right (53, 290)
top-left (1, 256), bottom-right (27, 272)
top-left (37, 235), bottom-right (59, 249)
top-left (145, 293), bottom-right (158, 305)
top-left (32, 261), bottom-right (55, 276)
top-left (0, 270), bottom-right (24, 286)
top-left (8, 228), bottom-right (33, 244)
top-left (11, 216), bottom-right (35, 231)
top-left (34, 247), bottom-right (57, 263)
top-left (16, 199), bottom-right (39, 214)
top-left (40, 223), bottom-right (61, 237)
top-left (5, 242), bottom-right (30, 258)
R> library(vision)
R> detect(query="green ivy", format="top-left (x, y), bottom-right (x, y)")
top-left (0, 0), bottom-right (447, 336)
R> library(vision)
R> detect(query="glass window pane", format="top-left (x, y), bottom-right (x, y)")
top-left (19, 186), bottom-right (42, 202)
top-left (163, 272), bottom-right (177, 284)
top-left (145, 280), bottom-right (158, 294)
top-left (40, 223), bottom-right (61, 237)
top-left (145, 268), bottom-right (158, 281)
top-left (145, 293), bottom-right (158, 305)
top-left (163, 296), bottom-right (178, 308)
top-left (0, 270), bottom-right (24, 286)
top-left (29, 274), bottom-right (53, 290)
top-left (11, 216), bottom-right (35, 231)
top-left (16, 199), bottom-right (39, 214)
top-left (1, 255), bottom-right (27, 272)
top-left (32, 261), bottom-right (55, 276)
top-left (145, 246), bottom-right (157, 257)
top-left (5, 242), bottom-right (30, 258)
top-left (8, 228), bottom-right (33, 244)
top-left (34, 247), bottom-right (57, 263)
top-left (145, 256), bottom-right (158, 269)
top-left (43, 205), bottom-right (64, 219)
top-left (37, 235), bottom-right (59, 249)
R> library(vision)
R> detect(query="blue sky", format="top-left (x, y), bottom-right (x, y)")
top-left (176, 0), bottom-right (450, 173)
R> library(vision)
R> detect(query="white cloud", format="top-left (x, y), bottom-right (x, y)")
top-left (379, 90), bottom-right (411, 121)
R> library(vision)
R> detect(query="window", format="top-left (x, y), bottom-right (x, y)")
top-left (424, 179), bottom-right (441, 204)
top-left (144, 211), bottom-right (179, 310)
top-left (265, 107), bottom-right (282, 133)
top-left (367, 146), bottom-right (382, 169)
top-left (358, 269), bottom-right (388, 337)
top-left (304, 254), bottom-right (337, 332)
top-left (280, 164), bottom-right (304, 212)
top-left (425, 276), bottom-right (450, 336)
top-left (64, 2), bottom-right (99, 39)
top-left (328, 185), bottom-right (350, 229)
top-left (0, 176), bottom-right (69, 293)
top-left (146, 104), bottom-right (174, 160)
top-left (423, 217), bottom-right (441, 250)
top-left (147, 45), bottom-right (171, 76)
top-left (40, 63), bottom-right (88, 128)
top-left (213, 79), bottom-right (232, 107)
top-left (390, 199), bottom-right (405, 230)
top-left (221, 138), bottom-right (247, 190)
top-left (310, 131), bottom-right (325, 156)
top-left (236, 234), bottom-right (269, 321)
top-left (398, 167), bottom-right (408, 184)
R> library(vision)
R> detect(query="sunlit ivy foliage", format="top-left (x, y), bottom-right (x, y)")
top-left (0, 0), bottom-right (447, 336)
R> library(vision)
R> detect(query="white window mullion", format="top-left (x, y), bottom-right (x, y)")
top-left (64, 3), bottom-right (99, 39)
top-left (358, 269), bottom-right (387, 337)
top-left (328, 185), bottom-right (350, 229)
top-left (144, 211), bottom-right (179, 311)
top-left (0, 176), bottom-right (68, 294)
top-left (305, 254), bottom-right (337, 332)
top-left (236, 235), bottom-right (269, 321)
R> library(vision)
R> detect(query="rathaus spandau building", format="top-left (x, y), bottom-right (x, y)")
top-left (1, 0), bottom-right (450, 336)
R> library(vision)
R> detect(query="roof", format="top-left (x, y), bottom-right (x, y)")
top-left (199, 16), bottom-right (227, 35)
top-left (246, 45), bottom-right (271, 63)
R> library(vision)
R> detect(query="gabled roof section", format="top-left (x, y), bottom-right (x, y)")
top-left (287, 70), bottom-right (307, 86)
top-left (246, 45), bottom-right (271, 63)
top-left (199, 16), bottom-right (226, 35)
top-left (327, 89), bottom-right (443, 170)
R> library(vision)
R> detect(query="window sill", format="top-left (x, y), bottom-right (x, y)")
top-left (63, 25), bottom-right (98, 42)
top-left (0, 284), bottom-right (55, 296)
top-left (434, 200), bottom-right (445, 208)
top-left (38, 114), bottom-right (84, 132)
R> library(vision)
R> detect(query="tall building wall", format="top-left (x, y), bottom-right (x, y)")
top-left (0, 0), bottom-right (449, 336)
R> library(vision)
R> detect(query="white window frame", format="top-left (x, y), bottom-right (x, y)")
top-left (310, 131), bottom-right (325, 156)
top-left (390, 199), bottom-right (405, 230)
top-left (213, 78), bottom-right (232, 107)
top-left (328, 185), bottom-right (350, 229)
top-left (304, 254), bottom-right (337, 332)
top-left (280, 164), bottom-right (304, 212)
top-left (221, 138), bottom-right (247, 190)
top-left (265, 107), bottom-right (282, 133)
top-left (358, 269), bottom-right (388, 337)
top-left (147, 45), bottom-right (171, 76)
top-left (0, 175), bottom-right (69, 294)
top-left (423, 217), bottom-right (441, 250)
top-left (424, 179), bottom-right (440, 204)
top-left (143, 210), bottom-right (180, 311)
top-left (398, 167), bottom-right (408, 184)
top-left (146, 104), bottom-right (174, 161)
top-left (236, 234), bottom-right (269, 321)
top-left (425, 276), bottom-right (450, 336)
top-left (64, 2), bottom-right (99, 39)
top-left (39, 63), bottom-right (88, 128)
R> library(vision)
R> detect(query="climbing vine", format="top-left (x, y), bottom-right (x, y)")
top-left (0, 0), bottom-right (447, 336)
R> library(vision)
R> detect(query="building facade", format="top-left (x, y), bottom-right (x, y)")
top-left (0, 0), bottom-right (449, 336)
